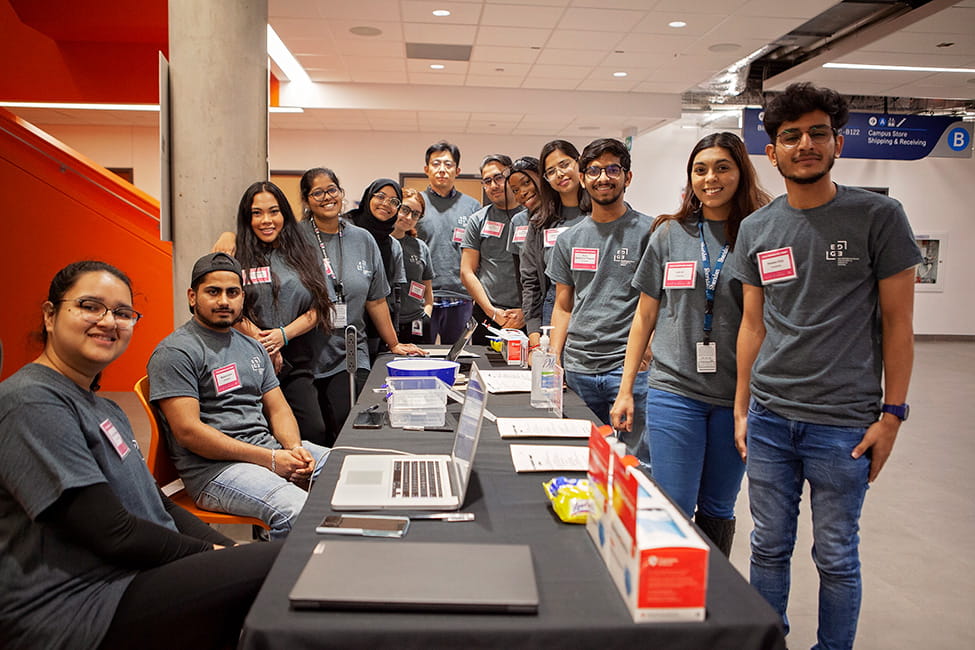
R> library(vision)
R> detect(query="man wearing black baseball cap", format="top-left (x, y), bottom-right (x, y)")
top-left (147, 252), bottom-right (329, 539)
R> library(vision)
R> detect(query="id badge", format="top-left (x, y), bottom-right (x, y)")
top-left (99, 419), bottom-right (131, 460)
top-left (333, 302), bottom-right (348, 328)
top-left (412, 319), bottom-right (423, 336)
top-left (696, 342), bottom-right (717, 373)
top-left (452, 227), bottom-right (465, 244)
top-left (408, 281), bottom-right (425, 301)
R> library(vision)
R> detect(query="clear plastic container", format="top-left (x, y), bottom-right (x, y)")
top-left (386, 376), bottom-right (448, 428)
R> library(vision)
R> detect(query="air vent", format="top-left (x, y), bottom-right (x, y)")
top-left (406, 43), bottom-right (472, 62)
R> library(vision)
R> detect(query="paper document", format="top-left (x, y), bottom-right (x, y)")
top-left (497, 418), bottom-right (593, 439)
top-left (480, 370), bottom-right (532, 393)
top-left (509, 445), bottom-right (589, 472)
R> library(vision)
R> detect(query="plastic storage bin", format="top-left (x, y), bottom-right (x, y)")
top-left (386, 376), bottom-right (448, 428)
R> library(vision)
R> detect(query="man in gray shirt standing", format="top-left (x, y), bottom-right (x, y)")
top-left (729, 83), bottom-right (921, 649)
top-left (547, 138), bottom-right (653, 462)
top-left (461, 153), bottom-right (524, 346)
top-left (147, 253), bottom-right (329, 539)
top-left (417, 140), bottom-right (482, 343)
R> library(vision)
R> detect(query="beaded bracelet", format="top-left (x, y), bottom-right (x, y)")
top-left (271, 449), bottom-right (276, 473)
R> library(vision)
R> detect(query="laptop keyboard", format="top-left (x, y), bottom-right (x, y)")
top-left (392, 460), bottom-right (444, 498)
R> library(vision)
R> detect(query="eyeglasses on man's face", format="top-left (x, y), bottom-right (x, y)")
top-left (481, 172), bottom-right (508, 187)
top-left (57, 298), bottom-right (142, 329)
top-left (308, 187), bottom-right (341, 202)
top-left (776, 126), bottom-right (836, 149)
top-left (583, 163), bottom-right (625, 180)
top-left (427, 159), bottom-right (456, 170)
top-left (397, 204), bottom-right (422, 220)
top-left (372, 192), bottom-right (402, 209)
top-left (543, 159), bottom-right (575, 181)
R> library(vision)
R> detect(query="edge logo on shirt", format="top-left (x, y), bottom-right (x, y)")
top-left (356, 260), bottom-right (373, 277)
top-left (826, 240), bottom-right (860, 267)
top-left (613, 247), bottom-right (637, 267)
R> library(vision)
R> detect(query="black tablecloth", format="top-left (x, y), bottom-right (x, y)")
top-left (241, 352), bottom-right (786, 650)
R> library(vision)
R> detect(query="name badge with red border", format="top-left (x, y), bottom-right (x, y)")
top-left (212, 363), bottom-right (242, 395)
top-left (246, 266), bottom-right (271, 285)
top-left (663, 261), bottom-right (697, 289)
top-left (757, 247), bottom-right (798, 285)
top-left (452, 227), bottom-right (465, 244)
top-left (512, 225), bottom-right (529, 243)
top-left (99, 418), bottom-right (131, 460)
top-left (408, 280), bottom-right (425, 300)
top-left (544, 227), bottom-right (568, 248)
top-left (570, 247), bottom-right (599, 271)
top-left (482, 220), bottom-right (504, 238)
top-left (323, 257), bottom-right (335, 277)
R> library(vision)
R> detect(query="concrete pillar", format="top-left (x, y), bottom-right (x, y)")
top-left (168, 0), bottom-right (268, 324)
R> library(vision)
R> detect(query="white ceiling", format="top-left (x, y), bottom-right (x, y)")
top-left (10, 0), bottom-right (975, 136)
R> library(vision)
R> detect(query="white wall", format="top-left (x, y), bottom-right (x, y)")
top-left (35, 120), bottom-right (975, 335)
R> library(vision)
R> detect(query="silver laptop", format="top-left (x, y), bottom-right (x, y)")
top-left (330, 364), bottom-right (488, 510)
top-left (289, 540), bottom-right (539, 613)
top-left (420, 318), bottom-right (479, 360)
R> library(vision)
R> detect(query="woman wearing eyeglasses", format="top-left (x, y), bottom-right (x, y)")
top-left (299, 169), bottom-right (423, 444)
top-left (0, 261), bottom-right (280, 650)
top-left (519, 140), bottom-right (589, 353)
top-left (392, 188), bottom-right (435, 344)
top-left (610, 133), bottom-right (771, 556)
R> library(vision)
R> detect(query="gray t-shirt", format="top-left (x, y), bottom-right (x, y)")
top-left (303, 219), bottom-right (390, 376)
top-left (398, 235), bottom-right (435, 322)
top-left (546, 207), bottom-right (653, 374)
top-left (633, 215), bottom-right (742, 406)
top-left (727, 184), bottom-right (922, 426)
top-left (147, 319), bottom-right (280, 498)
top-left (417, 187), bottom-right (481, 300)
top-left (506, 209), bottom-right (531, 255)
top-left (519, 206), bottom-right (586, 335)
top-left (461, 204), bottom-right (521, 309)
top-left (0, 364), bottom-right (174, 649)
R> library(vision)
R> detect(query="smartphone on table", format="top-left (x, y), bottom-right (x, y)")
top-left (316, 514), bottom-right (410, 538)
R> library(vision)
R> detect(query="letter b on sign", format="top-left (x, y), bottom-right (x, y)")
top-left (948, 127), bottom-right (970, 152)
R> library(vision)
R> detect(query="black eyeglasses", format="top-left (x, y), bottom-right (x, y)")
top-left (308, 187), bottom-right (342, 201)
top-left (543, 159), bottom-right (575, 181)
top-left (428, 160), bottom-right (456, 170)
top-left (481, 172), bottom-right (508, 187)
top-left (584, 163), bottom-right (625, 180)
top-left (776, 126), bottom-right (836, 149)
top-left (397, 205), bottom-right (422, 220)
top-left (56, 298), bottom-right (142, 329)
top-left (372, 192), bottom-right (401, 209)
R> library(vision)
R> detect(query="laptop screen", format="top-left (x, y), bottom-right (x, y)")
top-left (450, 364), bottom-right (487, 488)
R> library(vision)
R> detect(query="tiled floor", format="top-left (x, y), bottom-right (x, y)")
top-left (107, 339), bottom-right (975, 649)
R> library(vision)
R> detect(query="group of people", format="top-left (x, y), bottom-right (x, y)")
top-left (0, 82), bottom-right (920, 650)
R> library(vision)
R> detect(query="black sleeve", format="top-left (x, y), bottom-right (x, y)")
top-left (38, 483), bottom-right (214, 569)
top-left (159, 489), bottom-right (236, 547)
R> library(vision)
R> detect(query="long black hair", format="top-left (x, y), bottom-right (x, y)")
top-left (535, 139), bottom-right (589, 229)
top-left (234, 181), bottom-right (332, 332)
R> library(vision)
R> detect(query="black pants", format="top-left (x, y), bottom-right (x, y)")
top-left (313, 369), bottom-right (370, 447)
top-left (100, 541), bottom-right (281, 650)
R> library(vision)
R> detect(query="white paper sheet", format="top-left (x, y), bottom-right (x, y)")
top-left (497, 418), bottom-right (593, 439)
top-left (480, 370), bottom-right (532, 393)
top-left (509, 445), bottom-right (589, 472)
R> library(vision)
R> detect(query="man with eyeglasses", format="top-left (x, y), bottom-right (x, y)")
top-left (727, 83), bottom-right (921, 649)
top-left (460, 154), bottom-right (525, 345)
top-left (547, 138), bottom-right (653, 463)
top-left (417, 140), bottom-right (482, 343)
top-left (147, 253), bottom-right (329, 539)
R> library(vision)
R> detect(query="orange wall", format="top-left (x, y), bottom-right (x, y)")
top-left (0, 109), bottom-right (173, 389)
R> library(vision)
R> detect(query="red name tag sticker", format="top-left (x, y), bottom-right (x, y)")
top-left (99, 418), bottom-right (131, 460)
top-left (570, 247), bottom-right (599, 271)
top-left (323, 257), bottom-right (334, 277)
top-left (408, 280), bottom-right (425, 300)
top-left (212, 363), bottom-right (242, 395)
top-left (663, 261), bottom-right (697, 289)
top-left (512, 225), bottom-right (529, 243)
top-left (757, 247), bottom-right (798, 285)
top-left (482, 220), bottom-right (504, 238)
top-left (544, 227), bottom-right (567, 248)
top-left (246, 266), bottom-right (271, 284)
top-left (452, 227), bottom-right (465, 244)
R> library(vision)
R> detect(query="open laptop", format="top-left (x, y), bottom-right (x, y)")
top-left (420, 317), bottom-right (479, 360)
top-left (289, 540), bottom-right (539, 613)
top-left (330, 364), bottom-right (488, 511)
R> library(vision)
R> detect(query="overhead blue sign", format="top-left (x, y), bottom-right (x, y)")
top-left (743, 108), bottom-right (972, 160)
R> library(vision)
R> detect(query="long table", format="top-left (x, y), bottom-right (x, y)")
top-left (240, 351), bottom-right (786, 650)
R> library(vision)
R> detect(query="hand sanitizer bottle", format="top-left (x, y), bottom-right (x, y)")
top-left (531, 326), bottom-right (556, 409)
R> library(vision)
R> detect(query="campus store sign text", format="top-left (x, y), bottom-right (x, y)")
top-left (743, 108), bottom-right (972, 160)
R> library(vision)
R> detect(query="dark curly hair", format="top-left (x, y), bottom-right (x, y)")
top-left (763, 82), bottom-right (850, 142)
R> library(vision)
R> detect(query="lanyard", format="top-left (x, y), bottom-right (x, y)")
top-left (698, 219), bottom-right (730, 343)
top-left (311, 219), bottom-right (345, 299)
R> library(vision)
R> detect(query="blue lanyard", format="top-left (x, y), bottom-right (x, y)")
top-left (698, 219), bottom-right (730, 343)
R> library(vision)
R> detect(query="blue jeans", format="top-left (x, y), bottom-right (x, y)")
top-left (644, 388), bottom-right (743, 519)
top-left (430, 299), bottom-right (473, 344)
top-left (746, 399), bottom-right (870, 650)
top-left (566, 368), bottom-right (649, 464)
top-left (197, 441), bottom-right (329, 540)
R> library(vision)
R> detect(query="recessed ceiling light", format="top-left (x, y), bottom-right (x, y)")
top-left (349, 26), bottom-right (382, 37)
top-left (613, 71), bottom-right (628, 77)
top-left (709, 43), bottom-right (741, 53)
top-left (432, 9), bottom-right (450, 17)
top-left (668, 21), bottom-right (687, 28)
top-left (430, 64), bottom-right (445, 70)
top-left (823, 62), bottom-right (975, 73)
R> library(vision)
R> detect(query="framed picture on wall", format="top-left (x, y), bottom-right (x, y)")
top-left (914, 232), bottom-right (946, 292)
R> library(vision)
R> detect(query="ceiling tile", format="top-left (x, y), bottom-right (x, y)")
top-left (535, 48), bottom-right (603, 66)
top-left (632, 11), bottom-right (726, 36)
top-left (475, 25), bottom-right (552, 47)
top-left (346, 56), bottom-right (409, 72)
top-left (467, 61), bottom-right (532, 76)
top-left (470, 45), bottom-right (540, 63)
top-left (527, 63), bottom-right (592, 80)
top-left (324, 19), bottom-right (406, 41)
top-left (407, 72), bottom-right (469, 85)
top-left (404, 22), bottom-right (477, 45)
top-left (401, 1), bottom-right (483, 24)
top-left (327, 40), bottom-right (405, 58)
top-left (557, 7), bottom-right (648, 31)
top-left (544, 29), bottom-right (623, 50)
top-left (464, 75), bottom-right (526, 87)
top-left (575, 77), bottom-right (640, 92)
top-left (737, 0), bottom-right (835, 19)
top-left (406, 59), bottom-right (470, 73)
top-left (520, 77), bottom-right (580, 90)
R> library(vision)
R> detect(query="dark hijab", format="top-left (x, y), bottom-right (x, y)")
top-left (345, 178), bottom-right (401, 282)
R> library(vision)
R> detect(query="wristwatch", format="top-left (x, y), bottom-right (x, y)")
top-left (881, 403), bottom-right (910, 421)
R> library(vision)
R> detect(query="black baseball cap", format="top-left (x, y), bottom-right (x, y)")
top-left (190, 252), bottom-right (243, 287)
